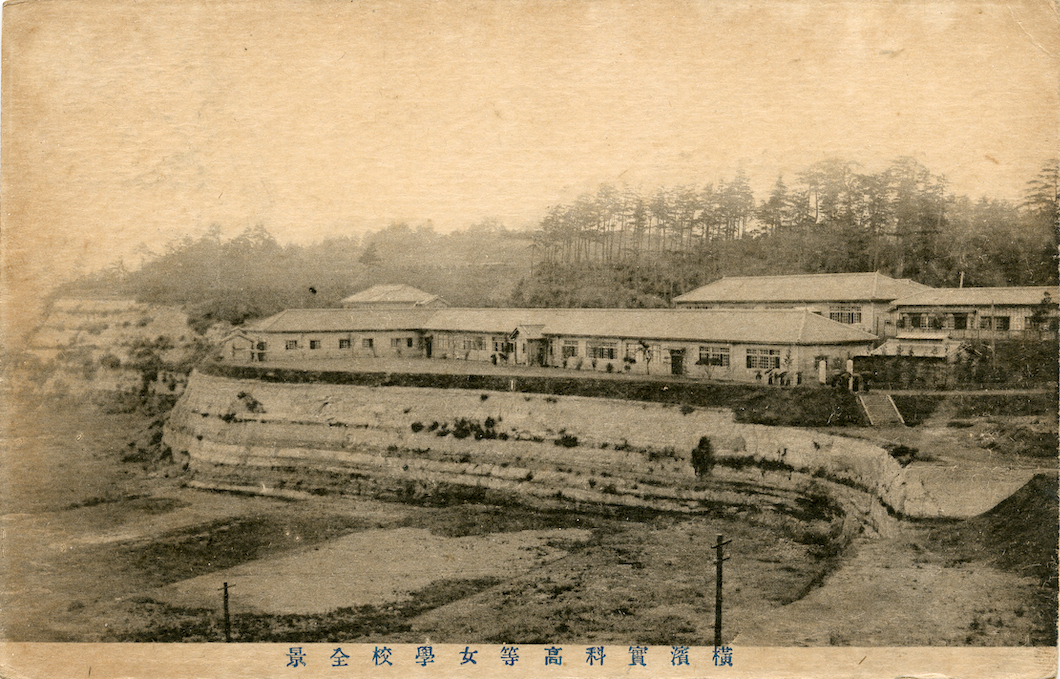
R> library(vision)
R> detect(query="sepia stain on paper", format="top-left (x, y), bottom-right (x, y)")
top-left (1, 0), bottom-right (1057, 678)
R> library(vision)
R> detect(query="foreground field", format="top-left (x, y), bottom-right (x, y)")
top-left (0, 392), bottom-right (1054, 645)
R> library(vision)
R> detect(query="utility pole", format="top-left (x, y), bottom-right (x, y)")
top-left (713, 533), bottom-right (732, 647)
top-left (221, 582), bottom-right (233, 642)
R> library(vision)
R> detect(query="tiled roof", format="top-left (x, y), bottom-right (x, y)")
top-left (341, 284), bottom-right (442, 306)
top-left (540, 309), bottom-right (875, 344)
top-left (892, 286), bottom-right (1059, 308)
top-left (673, 272), bottom-right (932, 304)
top-left (247, 308), bottom-right (435, 333)
top-left (420, 308), bottom-right (557, 333)
top-left (245, 307), bottom-right (878, 345)
top-left (425, 308), bottom-right (876, 344)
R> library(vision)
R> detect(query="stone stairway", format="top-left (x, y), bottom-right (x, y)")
top-left (858, 393), bottom-right (905, 426)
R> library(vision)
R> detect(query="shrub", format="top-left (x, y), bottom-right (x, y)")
top-left (236, 391), bottom-right (266, 413)
top-left (691, 436), bottom-right (714, 477)
top-left (99, 353), bottom-right (122, 370)
top-left (555, 434), bottom-right (579, 448)
top-left (410, 421), bottom-right (425, 433)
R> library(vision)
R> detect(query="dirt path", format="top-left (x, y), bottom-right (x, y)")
top-left (825, 402), bottom-right (1056, 518)
top-left (733, 525), bottom-right (1045, 646)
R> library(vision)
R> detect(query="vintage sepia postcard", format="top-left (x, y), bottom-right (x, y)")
top-left (1, 0), bottom-right (1057, 677)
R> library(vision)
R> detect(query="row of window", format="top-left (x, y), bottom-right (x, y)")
top-left (898, 312), bottom-right (1060, 332)
top-left (263, 335), bottom-right (787, 370)
top-left (900, 313), bottom-right (1013, 331)
top-left (828, 304), bottom-right (862, 325)
top-left (557, 341), bottom-right (766, 370)
top-left (745, 348), bottom-right (781, 370)
top-left (462, 337), bottom-right (488, 351)
top-left (698, 345), bottom-right (730, 367)
top-left (283, 337), bottom-right (414, 350)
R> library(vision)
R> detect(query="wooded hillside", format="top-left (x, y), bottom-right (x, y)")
top-left (60, 157), bottom-right (1058, 322)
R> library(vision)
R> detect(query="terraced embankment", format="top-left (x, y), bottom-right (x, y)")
top-left (165, 371), bottom-right (947, 536)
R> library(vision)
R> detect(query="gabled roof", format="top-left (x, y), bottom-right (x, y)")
top-left (673, 272), bottom-right (932, 304)
top-left (512, 324), bottom-right (545, 340)
top-left (246, 308), bottom-right (435, 333)
top-left (892, 286), bottom-right (1059, 308)
top-left (341, 284), bottom-right (444, 306)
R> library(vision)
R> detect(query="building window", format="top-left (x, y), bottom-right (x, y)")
top-left (562, 341), bottom-right (579, 358)
top-left (952, 314), bottom-right (968, 330)
top-left (994, 316), bottom-right (1010, 331)
top-left (829, 305), bottom-right (862, 325)
top-left (698, 345), bottom-right (730, 367)
top-left (285, 340), bottom-right (298, 350)
top-left (309, 340), bottom-right (321, 350)
top-left (461, 336), bottom-right (487, 351)
top-left (746, 348), bottom-right (781, 370)
top-left (909, 314), bottom-right (924, 329)
top-left (587, 342), bottom-right (617, 360)
top-left (389, 336), bottom-right (414, 349)
top-left (256, 341), bottom-right (267, 351)
top-left (339, 339), bottom-right (351, 349)
top-left (362, 338), bottom-right (374, 348)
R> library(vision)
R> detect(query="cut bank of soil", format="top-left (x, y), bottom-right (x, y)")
top-left (2, 391), bottom-right (1055, 645)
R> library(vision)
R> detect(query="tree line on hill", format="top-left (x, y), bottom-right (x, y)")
top-left (59, 219), bottom-right (533, 330)
top-left (59, 156), bottom-right (1056, 326)
top-left (514, 157), bottom-right (1058, 307)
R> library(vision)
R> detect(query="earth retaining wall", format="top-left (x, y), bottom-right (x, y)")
top-left (165, 371), bottom-right (947, 535)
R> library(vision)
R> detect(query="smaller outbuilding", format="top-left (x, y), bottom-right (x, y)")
top-left (340, 284), bottom-right (448, 309)
top-left (870, 332), bottom-right (968, 360)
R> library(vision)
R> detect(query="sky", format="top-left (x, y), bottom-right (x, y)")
top-left (2, 0), bottom-right (1058, 342)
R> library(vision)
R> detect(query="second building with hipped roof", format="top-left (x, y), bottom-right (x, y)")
top-left (672, 271), bottom-right (932, 337)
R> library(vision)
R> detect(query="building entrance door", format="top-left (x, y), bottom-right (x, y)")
top-left (670, 349), bottom-right (684, 375)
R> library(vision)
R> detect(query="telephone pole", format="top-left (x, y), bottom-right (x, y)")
top-left (713, 533), bottom-right (731, 647)
top-left (221, 582), bottom-right (233, 642)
